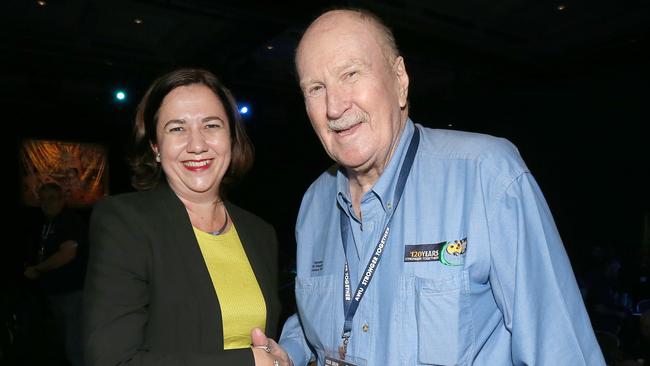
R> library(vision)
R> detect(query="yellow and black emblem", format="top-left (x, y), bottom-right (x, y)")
top-left (440, 238), bottom-right (467, 266)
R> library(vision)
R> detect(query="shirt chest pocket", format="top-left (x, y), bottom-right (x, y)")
top-left (415, 272), bottom-right (473, 366)
top-left (295, 275), bottom-right (338, 353)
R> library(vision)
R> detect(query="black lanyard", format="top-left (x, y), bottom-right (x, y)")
top-left (41, 222), bottom-right (53, 240)
top-left (338, 127), bottom-right (420, 356)
top-left (38, 221), bottom-right (54, 263)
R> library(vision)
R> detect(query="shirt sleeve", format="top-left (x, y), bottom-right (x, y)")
top-left (487, 172), bottom-right (606, 365)
top-left (279, 313), bottom-right (314, 366)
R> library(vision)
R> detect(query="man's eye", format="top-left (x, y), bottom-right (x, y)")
top-left (345, 71), bottom-right (358, 78)
top-left (169, 126), bottom-right (184, 132)
top-left (205, 123), bottom-right (222, 129)
top-left (308, 85), bottom-right (323, 95)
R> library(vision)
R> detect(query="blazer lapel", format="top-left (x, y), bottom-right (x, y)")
top-left (152, 183), bottom-right (224, 348)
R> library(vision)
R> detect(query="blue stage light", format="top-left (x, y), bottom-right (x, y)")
top-left (115, 90), bottom-right (126, 101)
top-left (238, 103), bottom-right (250, 116)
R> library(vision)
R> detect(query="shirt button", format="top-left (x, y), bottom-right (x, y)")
top-left (362, 324), bottom-right (369, 332)
top-left (386, 202), bottom-right (392, 210)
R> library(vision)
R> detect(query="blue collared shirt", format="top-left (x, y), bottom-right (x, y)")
top-left (280, 120), bottom-right (604, 365)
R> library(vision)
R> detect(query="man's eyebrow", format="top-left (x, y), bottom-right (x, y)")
top-left (332, 58), bottom-right (367, 74)
top-left (299, 59), bottom-right (368, 89)
top-left (299, 78), bottom-right (318, 90)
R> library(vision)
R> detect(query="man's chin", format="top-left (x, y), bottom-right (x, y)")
top-left (333, 155), bottom-right (373, 172)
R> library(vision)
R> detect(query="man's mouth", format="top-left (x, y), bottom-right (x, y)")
top-left (333, 121), bottom-right (362, 136)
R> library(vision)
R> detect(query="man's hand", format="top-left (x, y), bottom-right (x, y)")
top-left (251, 327), bottom-right (293, 366)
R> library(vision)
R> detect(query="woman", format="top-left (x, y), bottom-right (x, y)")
top-left (84, 69), bottom-right (282, 365)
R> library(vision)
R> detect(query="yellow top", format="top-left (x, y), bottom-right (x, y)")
top-left (194, 224), bottom-right (267, 349)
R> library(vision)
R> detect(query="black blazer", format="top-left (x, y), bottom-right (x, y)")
top-left (83, 183), bottom-right (281, 366)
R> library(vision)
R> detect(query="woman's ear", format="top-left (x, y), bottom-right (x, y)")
top-left (150, 143), bottom-right (160, 162)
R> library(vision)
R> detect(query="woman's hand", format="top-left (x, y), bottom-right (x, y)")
top-left (251, 328), bottom-right (292, 366)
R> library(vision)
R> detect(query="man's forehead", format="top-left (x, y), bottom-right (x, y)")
top-left (299, 22), bottom-right (381, 66)
top-left (297, 11), bottom-right (392, 69)
top-left (299, 57), bottom-right (369, 87)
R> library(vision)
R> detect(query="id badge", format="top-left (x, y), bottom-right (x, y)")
top-left (324, 350), bottom-right (367, 366)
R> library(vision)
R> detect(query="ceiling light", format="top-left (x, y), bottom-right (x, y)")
top-left (557, 4), bottom-right (566, 11)
top-left (238, 103), bottom-right (251, 116)
top-left (266, 45), bottom-right (274, 50)
top-left (134, 18), bottom-right (143, 24)
top-left (37, 0), bottom-right (46, 6)
top-left (114, 90), bottom-right (127, 102)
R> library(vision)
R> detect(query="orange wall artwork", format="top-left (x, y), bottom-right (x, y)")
top-left (20, 140), bottom-right (109, 207)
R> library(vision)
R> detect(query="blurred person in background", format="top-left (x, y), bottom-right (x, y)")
top-left (25, 182), bottom-right (86, 366)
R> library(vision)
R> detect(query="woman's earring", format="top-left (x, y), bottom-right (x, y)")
top-left (155, 152), bottom-right (161, 162)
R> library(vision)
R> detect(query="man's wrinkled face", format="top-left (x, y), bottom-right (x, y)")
top-left (296, 11), bottom-right (409, 175)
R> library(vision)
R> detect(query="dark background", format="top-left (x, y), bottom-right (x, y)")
top-left (3, 0), bottom-right (649, 307)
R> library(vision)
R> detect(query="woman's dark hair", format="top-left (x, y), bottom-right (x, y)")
top-left (130, 68), bottom-right (254, 194)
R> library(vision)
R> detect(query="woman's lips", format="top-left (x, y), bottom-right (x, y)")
top-left (182, 159), bottom-right (212, 171)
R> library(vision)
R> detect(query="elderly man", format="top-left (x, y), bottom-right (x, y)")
top-left (254, 8), bottom-right (605, 366)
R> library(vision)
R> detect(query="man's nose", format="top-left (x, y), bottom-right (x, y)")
top-left (326, 85), bottom-right (351, 120)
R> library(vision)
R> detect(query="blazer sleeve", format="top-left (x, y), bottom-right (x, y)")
top-left (264, 223), bottom-right (281, 338)
top-left (83, 197), bottom-right (256, 366)
top-left (261, 219), bottom-right (282, 338)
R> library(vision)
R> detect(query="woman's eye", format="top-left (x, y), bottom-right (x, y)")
top-left (205, 123), bottom-right (222, 129)
top-left (346, 71), bottom-right (357, 78)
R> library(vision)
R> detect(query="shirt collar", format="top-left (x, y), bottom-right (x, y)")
top-left (335, 119), bottom-right (416, 216)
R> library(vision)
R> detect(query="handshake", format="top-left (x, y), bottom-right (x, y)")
top-left (251, 328), bottom-right (292, 366)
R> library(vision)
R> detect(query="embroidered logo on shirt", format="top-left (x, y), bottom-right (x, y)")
top-left (404, 243), bottom-right (444, 262)
top-left (440, 238), bottom-right (467, 266)
top-left (404, 238), bottom-right (467, 266)
top-left (311, 260), bottom-right (323, 272)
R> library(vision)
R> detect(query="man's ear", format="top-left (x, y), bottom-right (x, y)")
top-left (394, 56), bottom-right (409, 108)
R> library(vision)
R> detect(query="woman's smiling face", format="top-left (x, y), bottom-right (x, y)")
top-left (154, 83), bottom-right (232, 200)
